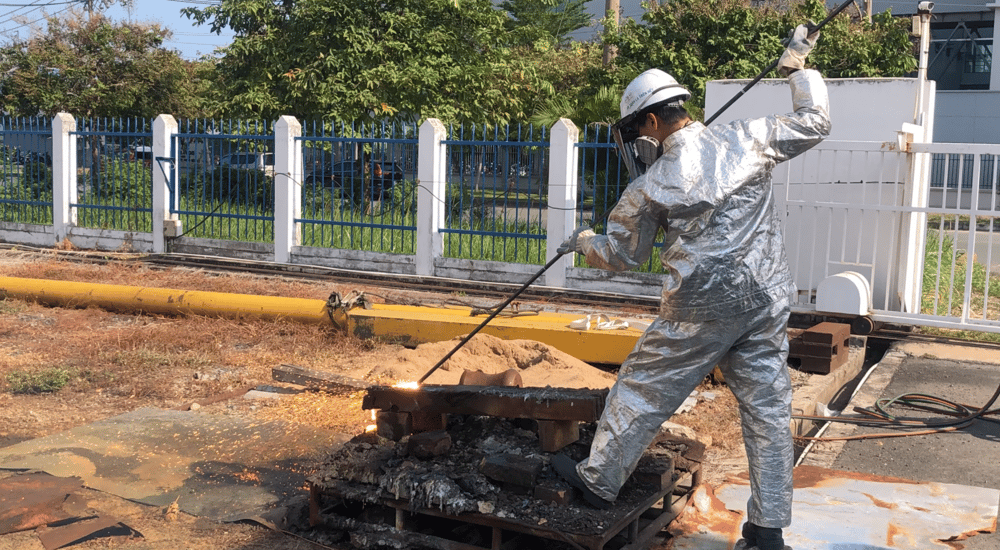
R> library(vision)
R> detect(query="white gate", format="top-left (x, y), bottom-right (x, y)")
top-left (776, 139), bottom-right (1000, 333)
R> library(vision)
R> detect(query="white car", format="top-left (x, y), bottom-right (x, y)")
top-left (218, 152), bottom-right (274, 177)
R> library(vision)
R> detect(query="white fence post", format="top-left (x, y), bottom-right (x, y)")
top-left (152, 114), bottom-right (178, 253)
top-left (417, 118), bottom-right (447, 276)
top-left (52, 113), bottom-right (76, 244)
top-left (545, 118), bottom-right (580, 288)
top-left (992, 3), bottom-right (1000, 91)
top-left (275, 115), bottom-right (302, 264)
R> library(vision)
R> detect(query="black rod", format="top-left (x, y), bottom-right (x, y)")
top-left (704, 0), bottom-right (854, 126)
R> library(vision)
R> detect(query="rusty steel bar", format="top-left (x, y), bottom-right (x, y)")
top-left (362, 385), bottom-right (608, 422)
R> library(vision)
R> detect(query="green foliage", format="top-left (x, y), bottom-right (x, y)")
top-left (446, 182), bottom-right (475, 224)
top-left (184, 0), bottom-right (539, 123)
top-left (501, 0), bottom-right (591, 46)
top-left (571, 0), bottom-right (918, 122)
top-left (199, 167), bottom-right (275, 210)
top-left (583, 168), bottom-right (622, 219)
top-left (176, 197), bottom-right (275, 243)
top-left (388, 179), bottom-right (418, 218)
top-left (525, 42), bottom-right (606, 126)
top-left (20, 160), bottom-right (53, 200)
top-left (6, 367), bottom-right (73, 394)
top-left (336, 176), bottom-right (383, 210)
top-left (91, 158), bottom-right (153, 205)
top-left (922, 228), bottom-right (1000, 317)
top-left (0, 298), bottom-right (25, 315)
top-left (0, 13), bottom-right (208, 118)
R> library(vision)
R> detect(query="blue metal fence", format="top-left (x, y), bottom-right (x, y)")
top-left (297, 120), bottom-right (419, 253)
top-left (0, 114), bottom-right (651, 273)
top-left (173, 119), bottom-right (275, 243)
top-left (73, 118), bottom-right (153, 232)
top-left (0, 116), bottom-right (54, 225)
top-left (441, 123), bottom-right (549, 264)
top-left (576, 124), bottom-right (664, 273)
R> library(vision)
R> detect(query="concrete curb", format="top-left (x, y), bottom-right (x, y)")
top-left (797, 345), bottom-right (905, 469)
top-left (790, 335), bottom-right (869, 439)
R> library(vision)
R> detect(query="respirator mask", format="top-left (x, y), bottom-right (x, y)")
top-left (633, 135), bottom-right (663, 167)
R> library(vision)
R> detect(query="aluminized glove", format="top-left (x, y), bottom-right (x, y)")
top-left (777, 23), bottom-right (819, 77)
top-left (557, 226), bottom-right (596, 255)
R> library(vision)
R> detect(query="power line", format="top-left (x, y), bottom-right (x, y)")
top-left (0, 0), bottom-right (76, 5)
top-left (0, 4), bottom-right (72, 29)
top-left (0, 0), bottom-right (48, 22)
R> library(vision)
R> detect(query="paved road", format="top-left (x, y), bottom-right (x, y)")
top-left (803, 340), bottom-right (1000, 549)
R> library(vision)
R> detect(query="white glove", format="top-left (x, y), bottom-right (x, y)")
top-left (557, 227), bottom-right (596, 255)
top-left (777, 23), bottom-right (820, 77)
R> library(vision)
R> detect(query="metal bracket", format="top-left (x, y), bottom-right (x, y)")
top-left (325, 290), bottom-right (371, 329)
top-left (470, 302), bottom-right (540, 318)
top-left (155, 155), bottom-right (176, 198)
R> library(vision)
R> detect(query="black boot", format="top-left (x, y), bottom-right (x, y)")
top-left (741, 521), bottom-right (758, 546)
top-left (550, 454), bottom-right (613, 510)
top-left (738, 522), bottom-right (787, 550)
top-left (756, 525), bottom-right (785, 550)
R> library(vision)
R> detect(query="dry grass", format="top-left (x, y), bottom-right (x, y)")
top-left (0, 252), bottom-right (385, 449)
top-left (672, 378), bottom-right (745, 455)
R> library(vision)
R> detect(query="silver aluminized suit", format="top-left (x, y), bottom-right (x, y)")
top-left (574, 69), bottom-right (830, 528)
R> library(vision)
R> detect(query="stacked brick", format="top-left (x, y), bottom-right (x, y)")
top-left (789, 322), bottom-right (850, 374)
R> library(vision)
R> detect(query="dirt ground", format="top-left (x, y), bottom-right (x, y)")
top-left (0, 246), bottom-right (750, 550)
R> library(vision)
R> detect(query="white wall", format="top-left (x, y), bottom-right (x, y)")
top-left (705, 77), bottom-right (926, 142)
top-left (934, 91), bottom-right (1000, 143)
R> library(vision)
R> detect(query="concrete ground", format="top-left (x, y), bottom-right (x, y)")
top-left (797, 339), bottom-right (1000, 549)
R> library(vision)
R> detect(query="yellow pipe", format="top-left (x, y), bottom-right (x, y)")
top-left (347, 304), bottom-right (640, 365)
top-left (0, 276), bottom-right (331, 325)
top-left (0, 276), bottom-right (641, 365)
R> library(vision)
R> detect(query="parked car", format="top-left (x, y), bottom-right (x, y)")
top-left (130, 145), bottom-right (153, 165)
top-left (305, 159), bottom-right (404, 199)
top-left (218, 152), bottom-right (274, 177)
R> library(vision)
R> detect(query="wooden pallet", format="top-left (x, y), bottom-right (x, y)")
top-left (309, 464), bottom-right (700, 550)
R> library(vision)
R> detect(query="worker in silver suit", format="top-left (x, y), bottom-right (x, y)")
top-left (552, 24), bottom-right (829, 550)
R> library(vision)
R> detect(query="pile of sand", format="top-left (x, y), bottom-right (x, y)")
top-left (343, 333), bottom-right (617, 390)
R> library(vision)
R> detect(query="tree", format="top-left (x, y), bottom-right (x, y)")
top-left (183, 0), bottom-right (540, 123)
top-left (530, 0), bottom-right (917, 129)
top-left (501, 0), bottom-right (592, 47)
top-left (0, 11), bottom-right (207, 119)
top-left (588, 0), bottom-right (917, 121)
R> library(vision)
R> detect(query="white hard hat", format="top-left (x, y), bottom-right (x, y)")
top-left (620, 69), bottom-right (691, 119)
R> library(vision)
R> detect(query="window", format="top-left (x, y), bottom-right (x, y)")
top-left (964, 41), bottom-right (992, 74)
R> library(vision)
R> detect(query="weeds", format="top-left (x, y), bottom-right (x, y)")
top-left (0, 299), bottom-right (24, 315)
top-left (6, 367), bottom-right (73, 394)
top-left (922, 228), bottom-right (1000, 319)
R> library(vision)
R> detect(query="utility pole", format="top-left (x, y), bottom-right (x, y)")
top-left (602, 0), bottom-right (620, 66)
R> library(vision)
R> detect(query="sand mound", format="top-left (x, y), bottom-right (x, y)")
top-left (358, 333), bottom-right (617, 389)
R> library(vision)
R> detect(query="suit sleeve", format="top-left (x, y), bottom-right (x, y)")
top-left (753, 69), bottom-right (831, 163)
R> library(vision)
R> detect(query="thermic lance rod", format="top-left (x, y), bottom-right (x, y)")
top-left (417, 250), bottom-right (568, 384)
top-left (704, 0), bottom-right (854, 126)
